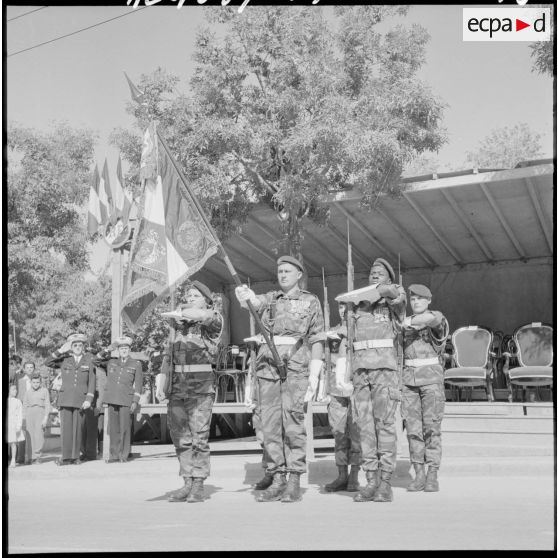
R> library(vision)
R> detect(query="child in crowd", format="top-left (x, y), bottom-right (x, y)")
top-left (7, 384), bottom-right (25, 467)
top-left (23, 373), bottom-right (51, 464)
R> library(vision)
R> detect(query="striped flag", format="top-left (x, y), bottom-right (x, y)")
top-left (121, 123), bottom-right (218, 330)
top-left (98, 159), bottom-right (112, 225)
top-left (115, 155), bottom-right (134, 225)
top-left (87, 165), bottom-right (102, 236)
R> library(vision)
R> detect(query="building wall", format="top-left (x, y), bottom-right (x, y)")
top-left (223, 260), bottom-right (553, 343)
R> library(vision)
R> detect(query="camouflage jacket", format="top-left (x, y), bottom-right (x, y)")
top-left (402, 310), bottom-right (449, 387)
top-left (161, 310), bottom-right (223, 397)
top-left (254, 288), bottom-right (324, 380)
top-left (352, 284), bottom-right (406, 372)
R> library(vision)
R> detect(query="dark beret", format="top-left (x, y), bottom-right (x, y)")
top-left (190, 280), bottom-right (213, 304)
top-left (277, 255), bottom-right (305, 272)
top-left (408, 284), bottom-right (432, 298)
top-left (372, 258), bottom-right (395, 282)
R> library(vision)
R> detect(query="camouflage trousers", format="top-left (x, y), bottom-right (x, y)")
top-left (352, 369), bottom-right (400, 473)
top-left (327, 395), bottom-right (361, 467)
top-left (401, 383), bottom-right (445, 469)
top-left (256, 374), bottom-right (308, 475)
top-left (251, 380), bottom-right (272, 471)
top-left (168, 394), bottom-right (215, 479)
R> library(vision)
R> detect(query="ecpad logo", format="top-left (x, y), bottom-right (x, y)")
top-left (463, 8), bottom-right (550, 41)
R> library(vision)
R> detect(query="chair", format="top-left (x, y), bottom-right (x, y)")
top-left (502, 322), bottom-right (554, 403)
top-left (214, 344), bottom-right (250, 403)
top-left (444, 326), bottom-right (496, 402)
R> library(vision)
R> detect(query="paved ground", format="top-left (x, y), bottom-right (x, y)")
top-left (6, 444), bottom-right (556, 552)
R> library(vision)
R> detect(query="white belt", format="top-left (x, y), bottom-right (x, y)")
top-left (405, 357), bottom-right (440, 367)
top-left (174, 364), bottom-right (213, 373)
top-left (243, 335), bottom-right (297, 345)
top-left (353, 339), bottom-right (394, 350)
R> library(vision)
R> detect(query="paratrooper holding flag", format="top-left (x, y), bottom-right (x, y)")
top-left (235, 255), bottom-right (324, 503)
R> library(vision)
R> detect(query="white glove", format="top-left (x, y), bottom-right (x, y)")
top-left (403, 316), bottom-right (413, 329)
top-left (235, 285), bottom-right (257, 308)
top-left (304, 359), bottom-right (323, 402)
top-left (81, 400), bottom-right (91, 410)
top-left (59, 341), bottom-right (72, 354)
top-left (334, 357), bottom-right (354, 397)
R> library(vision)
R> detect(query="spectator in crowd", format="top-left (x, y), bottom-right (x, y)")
top-left (22, 373), bottom-right (51, 464)
top-left (11, 360), bottom-right (36, 463)
top-left (7, 384), bottom-right (25, 467)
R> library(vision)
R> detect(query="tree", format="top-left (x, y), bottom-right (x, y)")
top-left (530, 5), bottom-right (554, 77)
top-left (464, 123), bottom-right (543, 170)
top-left (7, 122), bottom-right (112, 357)
top-left (112, 6), bottom-right (447, 261)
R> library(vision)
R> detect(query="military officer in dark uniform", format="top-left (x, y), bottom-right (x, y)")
top-left (157, 281), bottom-right (223, 504)
top-left (96, 336), bottom-right (143, 463)
top-left (235, 255), bottom-right (324, 503)
top-left (44, 333), bottom-right (96, 465)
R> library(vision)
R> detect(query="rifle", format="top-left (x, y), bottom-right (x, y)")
top-left (157, 132), bottom-right (287, 382)
top-left (321, 268), bottom-right (331, 400)
top-left (346, 221), bottom-right (355, 381)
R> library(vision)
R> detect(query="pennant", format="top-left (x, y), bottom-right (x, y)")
top-left (117, 155), bottom-right (134, 225)
top-left (124, 71), bottom-right (146, 104)
top-left (121, 123), bottom-right (219, 330)
top-left (87, 165), bottom-right (102, 236)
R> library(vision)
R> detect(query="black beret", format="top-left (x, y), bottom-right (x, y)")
top-left (190, 280), bottom-right (213, 304)
top-left (408, 284), bottom-right (432, 298)
top-left (372, 258), bottom-right (395, 282)
top-left (277, 255), bottom-right (305, 272)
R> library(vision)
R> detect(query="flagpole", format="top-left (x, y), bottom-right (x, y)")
top-left (156, 132), bottom-right (286, 375)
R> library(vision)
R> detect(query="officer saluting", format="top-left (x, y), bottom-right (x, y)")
top-left (235, 255), bottom-right (324, 503)
top-left (45, 333), bottom-right (96, 465)
top-left (96, 336), bottom-right (143, 463)
top-left (401, 284), bottom-right (449, 493)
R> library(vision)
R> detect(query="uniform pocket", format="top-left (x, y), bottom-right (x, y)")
top-left (388, 387), bottom-right (402, 401)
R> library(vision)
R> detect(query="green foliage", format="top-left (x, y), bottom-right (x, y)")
top-left (112, 6), bottom-right (447, 260)
top-left (464, 123), bottom-right (543, 170)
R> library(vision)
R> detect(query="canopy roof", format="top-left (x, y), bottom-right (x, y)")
top-left (198, 159), bottom-right (554, 286)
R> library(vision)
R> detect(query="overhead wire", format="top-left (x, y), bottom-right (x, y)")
top-left (8, 6), bottom-right (148, 58)
top-left (7, 6), bottom-right (47, 22)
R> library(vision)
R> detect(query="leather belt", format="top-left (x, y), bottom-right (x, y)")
top-left (405, 357), bottom-right (440, 367)
top-left (174, 364), bottom-right (213, 373)
top-left (353, 339), bottom-right (394, 350)
top-left (243, 335), bottom-right (298, 346)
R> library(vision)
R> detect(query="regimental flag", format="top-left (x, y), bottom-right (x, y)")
top-left (113, 155), bottom-right (134, 225)
top-left (87, 165), bottom-right (102, 236)
top-left (98, 159), bottom-right (112, 225)
top-left (121, 123), bottom-right (219, 330)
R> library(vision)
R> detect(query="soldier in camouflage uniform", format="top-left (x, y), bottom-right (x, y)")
top-left (235, 255), bottom-right (324, 503)
top-left (156, 281), bottom-right (223, 503)
top-left (351, 258), bottom-right (406, 503)
top-left (401, 284), bottom-right (449, 493)
top-left (323, 302), bottom-right (361, 492)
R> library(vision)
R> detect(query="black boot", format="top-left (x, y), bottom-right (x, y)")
top-left (324, 466), bottom-right (348, 492)
top-left (187, 478), bottom-right (205, 503)
top-left (257, 473), bottom-right (287, 502)
top-left (168, 477), bottom-right (193, 502)
top-left (281, 473), bottom-right (302, 503)
top-left (373, 470), bottom-right (393, 502)
top-left (424, 468), bottom-right (439, 492)
top-left (407, 463), bottom-right (426, 492)
top-left (347, 465), bottom-right (360, 492)
top-left (254, 471), bottom-right (274, 490)
top-left (353, 470), bottom-right (379, 502)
